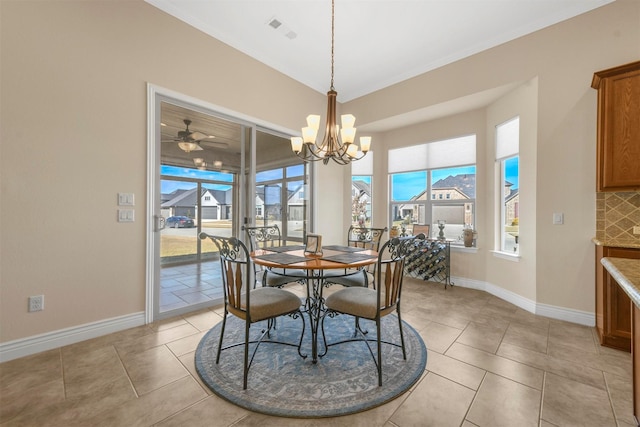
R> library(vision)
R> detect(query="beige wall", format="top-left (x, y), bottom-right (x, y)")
top-left (2, 0), bottom-right (640, 346)
top-left (357, 0), bottom-right (639, 313)
top-left (0, 0), bottom-right (329, 343)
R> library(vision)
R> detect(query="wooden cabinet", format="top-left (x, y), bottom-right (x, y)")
top-left (592, 61), bottom-right (640, 192)
top-left (596, 245), bottom-right (639, 352)
top-left (634, 304), bottom-right (640, 424)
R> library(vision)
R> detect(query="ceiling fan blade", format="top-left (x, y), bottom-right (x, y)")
top-left (200, 140), bottom-right (229, 149)
top-left (189, 131), bottom-right (209, 141)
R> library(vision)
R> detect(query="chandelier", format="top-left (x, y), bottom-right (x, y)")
top-left (290, 0), bottom-right (371, 165)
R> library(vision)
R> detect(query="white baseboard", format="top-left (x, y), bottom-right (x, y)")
top-left (0, 312), bottom-right (146, 362)
top-left (451, 276), bottom-right (595, 327)
top-left (535, 303), bottom-right (595, 327)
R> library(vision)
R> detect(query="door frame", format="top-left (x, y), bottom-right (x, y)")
top-left (146, 84), bottom-right (304, 323)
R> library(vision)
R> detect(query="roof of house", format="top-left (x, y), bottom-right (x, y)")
top-left (162, 187), bottom-right (232, 207)
top-left (432, 174), bottom-right (476, 199)
top-left (352, 180), bottom-right (371, 197)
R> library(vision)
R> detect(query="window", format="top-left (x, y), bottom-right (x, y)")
top-left (255, 164), bottom-right (307, 242)
top-left (496, 117), bottom-right (520, 254)
top-left (351, 152), bottom-right (373, 227)
top-left (389, 135), bottom-right (476, 242)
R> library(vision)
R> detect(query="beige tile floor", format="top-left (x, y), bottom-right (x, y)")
top-left (160, 262), bottom-right (223, 313)
top-left (0, 277), bottom-right (634, 427)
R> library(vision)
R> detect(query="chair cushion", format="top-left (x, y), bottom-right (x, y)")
top-left (324, 270), bottom-right (373, 288)
top-left (325, 287), bottom-right (377, 319)
top-left (248, 287), bottom-right (302, 322)
top-left (265, 268), bottom-right (307, 287)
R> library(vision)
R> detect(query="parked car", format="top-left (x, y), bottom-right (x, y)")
top-left (166, 216), bottom-right (195, 228)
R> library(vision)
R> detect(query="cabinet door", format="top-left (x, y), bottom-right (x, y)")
top-left (602, 246), bottom-right (640, 351)
top-left (634, 304), bottom-right (640, 423)
top-left (594, 63), bottom-right (640, 191)
top-left (604, 270), bottom-right (632, 349)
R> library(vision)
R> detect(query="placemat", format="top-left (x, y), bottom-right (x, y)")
top-left (321, 252), bottom-right (377, 264)
top-left (254, 253), bottom-right (309, 265)
top-left (322, 245), bottom-right (366, 252)
top-left (262, 245), bottom-right (305, 253)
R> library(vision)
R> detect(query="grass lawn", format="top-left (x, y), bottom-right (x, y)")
top-left (160, 222), bottom-right (229, 258)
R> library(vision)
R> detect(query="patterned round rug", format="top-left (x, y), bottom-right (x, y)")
top-left (194, 312), bottom-right (427, 418)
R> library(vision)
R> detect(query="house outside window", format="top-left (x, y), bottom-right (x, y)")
top-left (351, 152), bottom-right (373, 227)
top-left (496, 117), bottom-right (520, 254)
top-left (389, 135), bottom-right (476, 242)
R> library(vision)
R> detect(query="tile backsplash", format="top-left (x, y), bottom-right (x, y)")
top-left (596, 191), bottom-right (640, 245)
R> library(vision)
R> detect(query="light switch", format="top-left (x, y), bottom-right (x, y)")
top-left (118, 193), bottom-right (134, 206)
top-left (552, 212), bottom-right (564, 225)
top-left (118, 209), bottom-right (135, 222)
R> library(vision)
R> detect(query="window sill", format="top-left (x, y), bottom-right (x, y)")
top-left (451, 245), bottom-right (478, 254)
top-left (491, 250), bottom-right (520, 262)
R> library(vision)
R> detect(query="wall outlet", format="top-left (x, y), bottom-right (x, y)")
top-left (634, 226), bottom-right (640, 235)
top-left (28, 295), bottom-right (44, 312)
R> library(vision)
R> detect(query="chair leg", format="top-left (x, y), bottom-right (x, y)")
top-left (297, 311), bottom-right (308, 359)
top-left (216, 308), bottom-right (228, 364)
top-left (397, 308), bottom-right (407, 360)
top-left (354, 317), bottom-right (368, 337)
top-left (243, 318), bottom-right (250, 390)
top-left (319, 310), bottom-right (330, 358)
top-left (376, 318), bottom-right (382, 386)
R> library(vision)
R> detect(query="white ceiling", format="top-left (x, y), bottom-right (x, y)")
top-left (146, 0), bottom-right (613, 103)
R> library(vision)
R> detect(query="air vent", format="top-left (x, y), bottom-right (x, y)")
top-left (268, 18), bottom-right (282, 29)
top-left (267, 16), bottom-right (296, 40)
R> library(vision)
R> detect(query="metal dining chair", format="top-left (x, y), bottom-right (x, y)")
top-left (242, 224), bottom-right (307, 288)
top-left (324, 226), bottom-right (388, 289)
top-left (199, 232), bottom-right (306, 389)
top-left (319, 234), bottom-right (421, 386)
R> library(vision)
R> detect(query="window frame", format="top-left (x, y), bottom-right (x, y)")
top-left (495, 116), bottom-right (520, 256)
top-left (389, 165), bottom-right (476, 244)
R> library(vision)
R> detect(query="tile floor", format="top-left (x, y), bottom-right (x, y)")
top-left (160, 262), bottom-right (223, 313)
top-left (0, 277), bottom-right (635, 426)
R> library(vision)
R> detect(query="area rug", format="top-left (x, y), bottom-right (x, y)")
top-left (194, 311), bottom-right (427, 418)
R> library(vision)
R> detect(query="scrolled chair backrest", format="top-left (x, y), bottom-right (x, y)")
top-left (242, 224), bottom-right (282, 250)
top-left (376, 234), bottom-right (424, 313)
top-left (347, 226), bottom-right (388, 251)
top-left (199, 233), bottom-right (250, 315)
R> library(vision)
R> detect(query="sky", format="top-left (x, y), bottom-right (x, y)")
top-left (161, 164), bottom-right (305, 194)
top-left (161, 165), bottom-right (233, 193)
top-left (391, 165), bottom-right (479, 201)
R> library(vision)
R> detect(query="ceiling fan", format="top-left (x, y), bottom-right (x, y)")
top-left (162, 119), bottom-right (213, 153)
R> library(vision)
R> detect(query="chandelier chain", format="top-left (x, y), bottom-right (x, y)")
top-left (289, 0), bottom-right (371, 165)
top-left (330, 0), bottom-right (335, 90)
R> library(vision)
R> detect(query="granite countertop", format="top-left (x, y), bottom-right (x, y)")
top-left (592, 237), bottom-right (640, 249)
top-left (601, 257), bottom-right (640, 308)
